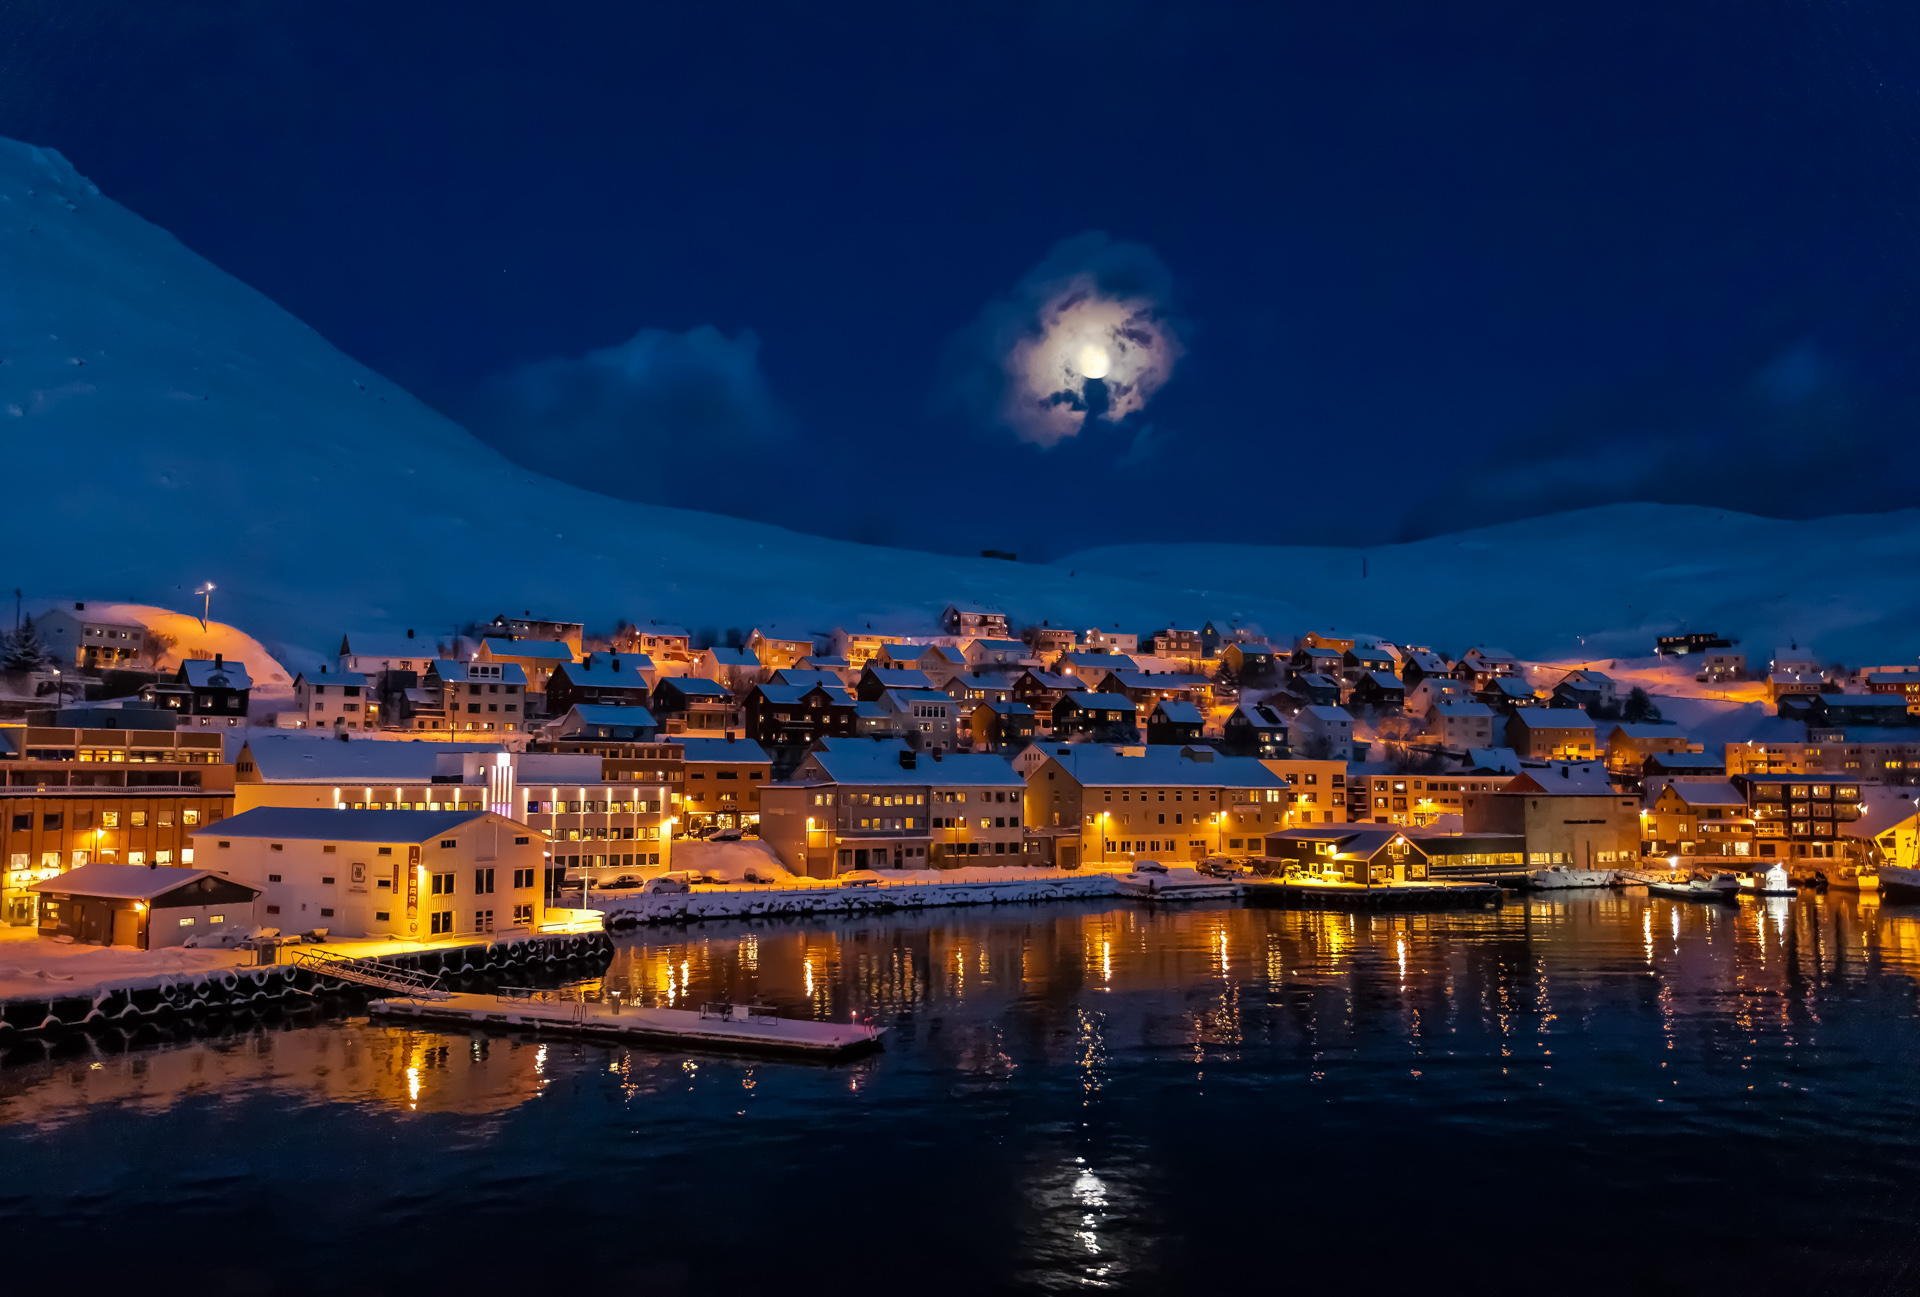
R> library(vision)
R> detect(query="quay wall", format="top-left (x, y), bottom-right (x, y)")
top-left (0, 930), bottom-right (611, 1038)
top-left (594, 875), bottom-right (1123, 926)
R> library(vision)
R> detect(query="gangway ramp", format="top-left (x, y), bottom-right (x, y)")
top-left (292, 948), bottom-right (452, 999)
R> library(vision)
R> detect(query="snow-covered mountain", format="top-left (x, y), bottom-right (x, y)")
top-left (3, 136), bottom-right (1914, 665)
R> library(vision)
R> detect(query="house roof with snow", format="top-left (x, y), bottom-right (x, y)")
top-left (703, 646), bottom-right (762, 667)
top-left (1060, 652), bottom-right (1137, 670)
top-left (674, 735), bottom-right (770, 763)
top-left (1362, 670), bottom-right (1404, 691)
top-left (1059, 691), bottom-right (1136, 714)
top-left (1106, 669), bottom-right (1208, 691)
top-left (551, 657), bottom-right (653, 690)
top-left (479, 637), bottom-right (574, 662)
top-left (339, 632), bottom-right (433, 660)
top-left (1658, 780), bottom-right (1746, 808)
top-left (555, 703), bottom-right (656, 731)
top-left (181, 658), bottom-right (252, 690)
top-left (1232, 701), bottom-right (1288, 728)
top-left (1019, 670), bottom-right (1079, 691)
top-left (1644, 751), bottom-right (1723, 771)
top-left (1506, 764), bottom-right (1616, 796)
top-left (1466, 747), bottom-right (1522, 773)
top-left (802, 738), bottom-right (1022, 787)
top-left (1433, 701), bottom-right (1495, 719)
top-left (884, 688), bottom-right (957, 707)
top-left (29, 863), bottom-right (260, 901)
top-left (655, 675), bottom-right (733, 698)
top-left (1037, 744), bottom-right (1287, 791)
top-left (981, 699), bottom-right (1035, 716)
top-left (239, 734), bottom-right (477, 783)
top-left (1297, 705), bottom-right (1353, 725)
top-left (292, 670), bottom-right (368, 690)
top-left (754, 682), bottom-right (854, 706)
top-left (1295, 672), bottom-right (1340, 690)
top-left (1149, 700), bottom-right (1204, 724)
top-left (1608, 723), bottom-right (1691, 741)
top-left (193, 807), bottom-right (507, 843)
top-left (1509, 707), bottom-right (1596, 732)
top-left (864, 667), bottom-right (936, 690)
top-left (772, 669), bottom-right (849, 690)
top-left (968, 638), bottom-right (1029, 654)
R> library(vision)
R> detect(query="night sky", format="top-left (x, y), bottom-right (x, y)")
top-left (5, 2), bottom-right (1918, 557)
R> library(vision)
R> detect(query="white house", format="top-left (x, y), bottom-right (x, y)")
top-left (1291, 704), bottom-right (1356, 761)
top-left (287, 670), bottom-right (374, 731)
top-left (194, 807), bottom-right (547, 940)
top-left (37, 604), bottom-right (148, 670)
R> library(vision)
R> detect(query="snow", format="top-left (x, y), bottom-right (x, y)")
top-left (24, 598), bottom-right (293, 701)
top-left (5, 137), bottom-right (1918, 665)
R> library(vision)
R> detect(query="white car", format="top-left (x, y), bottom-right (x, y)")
top-left (838, 870), bottom-right (884, 888)
top-left (742, 864), bottom-right (784, 884)
top-left (710, 828), bottom-right (744, 843)
top-left (642, 872), bottom-right (699, 895)
top-left (1130, 859), bottom-right (1169, 875)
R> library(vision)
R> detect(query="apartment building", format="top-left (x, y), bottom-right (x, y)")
top-left (1023, 744), bottom-right (1291, 869)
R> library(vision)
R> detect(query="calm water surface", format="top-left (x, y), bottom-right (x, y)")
top-left (4, 893), bottom-right (1920, 1296)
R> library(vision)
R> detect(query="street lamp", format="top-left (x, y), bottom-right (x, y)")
top-left (194, 582), bottom-right (216, 631)
top-left (50, 668), bottom-right (62, 711)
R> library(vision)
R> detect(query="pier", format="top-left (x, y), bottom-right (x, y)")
top-left (1241, 878), bottom-right (1504, 911)
top-left (369, 987), bottom-right (886, 1061)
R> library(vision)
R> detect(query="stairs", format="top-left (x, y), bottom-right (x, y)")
top-left (292, 948), bottom-right (452, 999)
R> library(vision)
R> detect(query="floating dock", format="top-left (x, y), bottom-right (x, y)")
top-left (1241, 879), bottom-right (1503, 911)
top-left (368, 988), bottom-right (885, 1061)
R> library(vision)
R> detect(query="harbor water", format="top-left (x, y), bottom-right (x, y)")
top-left (4, 891), bottom-right (1919, 1295)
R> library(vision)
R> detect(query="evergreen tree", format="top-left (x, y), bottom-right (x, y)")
top-left (1622, 686), bottom-right (1663, 724)
top-left (0, 616), bottom-right (52, 673)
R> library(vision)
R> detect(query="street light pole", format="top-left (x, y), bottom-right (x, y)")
top-left (194, 582), bottom-right (216, 632)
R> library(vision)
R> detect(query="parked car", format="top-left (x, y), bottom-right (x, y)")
top-left (838, 870), bottom-right (884, 888)
top-left (1130, 859), bottom-right (1168, 875)
top-left (598, 874), bottom-right (646, 891)
top-left (710, 828), bottom-right (744, 843)
top-left (742, 864), bottom-right (784, 884)
top-left (1196, 857), bottom-right (1241, 879)
top-left (643, 871), bottom-right (699, 895)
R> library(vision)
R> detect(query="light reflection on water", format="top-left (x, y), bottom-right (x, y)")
top-left (3, 892), bottom-right (1920, 1295)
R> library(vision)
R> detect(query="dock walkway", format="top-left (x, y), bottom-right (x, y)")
top-left (368, 987), bottom-right (884, 1061)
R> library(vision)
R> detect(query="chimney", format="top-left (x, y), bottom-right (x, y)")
top-left (932, 747), bottom-right (943, 761)
top-left (74, 601), bottom-right (85, 611)
top-left (213, 652), bottom-right (224, 668)
top-left (1560, 765), bottom-right (1569, 779)
top-left (406, 628), bottom-right (415, 639)
top-left (899, 749), bottom-right (918, 770)
top-left (611, 656), bottom-right (621, 672)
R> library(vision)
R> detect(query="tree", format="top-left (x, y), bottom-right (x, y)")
top-left (139, 628), bottom-right (177, 669)
top-left (1622, 686), bottom-right (1663, 724)
top-left (0, 616), bottom-right (52, 673)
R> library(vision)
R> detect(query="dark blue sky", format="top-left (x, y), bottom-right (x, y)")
top-left (6, 2), bottom-right (1918, 554)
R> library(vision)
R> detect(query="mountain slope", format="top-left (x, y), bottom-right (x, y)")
top-left (2, 136), bottom-right (1913, 664)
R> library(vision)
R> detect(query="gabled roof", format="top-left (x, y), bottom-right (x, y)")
top-left (1297, 705), bottom-right (1352, 725)
top-left (1019, 670), bottom-right (1079, 690)
top-left (1295, 672), bottom-right (1340, 690)
top-left (195, 807), bottom-right (502, 843)
top-left (1509, 707), bottom-right (1597, 731)
top-left (704, 646), bottom-right (761, 667)
top-left (1506, 764), bottom-right (1616, 796)
top-left (479, 637), bottom-right (574, 662)
top-left (551, 657), bottom-right (653, 689)
top-left (240, 733), bottom-right (474, 783)
top-left (1433, 701), bottom-right (1494, 719)
top-left (675, 735), bottom-right (770, 763)
top-left (981, 699), bottom-right (1035, 716)
top-left (1266, 825), bottom-right (1419, 858)
top-left (772, 669), bottom-right (848, 690)
top-left (803, 738), bottom-right (1022, 787)
top-left (1659, 780), bottom-right (1746, 808)
top-left (1060, 652), bottom-right (1137, 669)
top-left (1608, 722), bottom-right (1691, 741)
top-left (1232, 701), bottom-right (1288, 728)
top-left (1489, 677), bottom-right (1537, 698)
top-left (967, 638), bottom-right (1029, 654)
top-left (884, 688), bottom-right (956, 707)
top-left (293, 670), bottom-right (368, 690)
top-left (1039, 744), bottom-right (1287, 791)
top-left (1059, 691), bottom-right (1136, 714)
top-left (864, 666), bottom-right (935, 689)
top-left (754, 682), bottom-right (853, 706)
top-left (1106, 669), bottom-right (1208, 691)
top-left (1150, 700), bottom-right (1204, 724)
top-left (181, 658), bottom-right (252, 690)
top-left (30, 863), bottom-right (260, 901)
top-left (1644, 751), bottom-right (1723, 770)
top-left (655, 675), bottom-right (733, 698)
top-left (1362, 670), bottom-right (1404, 690)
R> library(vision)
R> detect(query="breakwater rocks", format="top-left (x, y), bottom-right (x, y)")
top-left (597, 874), bottom-right (1122, 928)
top-left (0, 930), bottom-right (612, 1039)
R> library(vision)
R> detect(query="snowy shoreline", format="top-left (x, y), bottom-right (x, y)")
top-left (584, 872), bottom-right (1126, 925)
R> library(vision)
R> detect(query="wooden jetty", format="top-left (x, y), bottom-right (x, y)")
top-left (368, 987), bottom-right (885, 1061)
top-left (1241, 878), bottom-right (1503, 911)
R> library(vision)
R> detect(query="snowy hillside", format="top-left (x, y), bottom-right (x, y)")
top-left (24, 600), bottom-right (293, 700)
top-left (2, 135), bottom-right (1914, 664)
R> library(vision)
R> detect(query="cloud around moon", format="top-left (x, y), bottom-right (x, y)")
top-left (944, 232), bottom-right (1184, 447)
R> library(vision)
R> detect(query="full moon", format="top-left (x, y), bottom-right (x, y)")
top-left (1074, 343), bottom-right (1112, 380)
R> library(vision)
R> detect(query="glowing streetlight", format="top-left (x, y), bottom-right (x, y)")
top-left (194, 582), bottom-right (216, 631)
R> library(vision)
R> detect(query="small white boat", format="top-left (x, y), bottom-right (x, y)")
top-left (1736, 863), bottom-right (1797, 897)
top-left (1526, 865), bottom-right (1619, 891)
top-left (1646, 873), bottom-right (1741, 903)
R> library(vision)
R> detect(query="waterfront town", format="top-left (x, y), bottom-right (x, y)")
top-left (1, 597), bottom-right (1917, 981)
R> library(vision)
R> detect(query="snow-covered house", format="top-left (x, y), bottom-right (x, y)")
top-left (338, 629), bottom-right (435, 678)
top-left (417, 659), bottom-right (526, 736)
top-left (962, 638), bottom-right (1038, 670)
top-left (1350, 670), bottom-right (1406, 711)
top-left (195, 806), bottom-right (545, 940)
top-left (742, 682), bottom-right (858, 749)
top-left (547, 703), bottom-right (660, 743)
top-left (36, 604), bottom-right (147, 670)
top-left (614, 621), bottom-right (693, 662)
top-left (856, 664), bottom-right (936, 702)
top-left (692, 645), bottom-right (763, 693)
top-left (1082, 627), bottom-right (1141, 656)
top-left (747, 627), bottom-right (817, 671)
top-left (1222, 701), bottom-right (1289, 759)
top-left (1552, 669), bottom-right (1618, 711)
top-left (288, 669), bottom-right (372, 732)
top-left (143, 654), bottom-right (252, 726)
top-left (477, 637), bottom-right (575, 697)
top-left (1399, 647), bottom-right (1452, 687)
top-left (1221, 642), bottom-right (1281, 680)
top-left (1051, 692), bottom-right (1139, 742)
top-left (485, 612), bottom-right (584, 655)
top-left (30, 863), bottom-right (259, 949)
top-left (1454, 647), bottom-right (1522, 691)
top-left (650, 675), bottom-right (740, 733)
top-left (1054, 651), bottom-right (1138, 691)
top-left (1505, 707), bottom-right (1599, 762)
top-left (1012, 669), bottom-right (1079, 719)
top-left (1405, 677), bottom-right (1472, 717)
top-left (1427, 701), bottom-right (1495, 750)
top-left (544, 654), bottom-right (657, 715)
top-left (971, 699), bottom-right (1036, 751)
top-left (883, 688), bottom-right (961, 752)
top-left (1290, 704), bottom-right (1356, 761)
top-left (942, 604), bottom-right (1011, 639)
top-left (1145, 699), bottom-right (1205, 745)
top-left (1022, 743), bottom-right (1291, 868)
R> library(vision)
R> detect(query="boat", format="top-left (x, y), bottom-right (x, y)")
top-left (1646, 873), bottom-right (1741, 903)
top-left (1114, 859), bottom-right (1241, 902)
top-left (1525, 865), bottom-right (1619, 891)
top-left (1878, 864), bottom-right (1920, 902)
top-left (1736, 863), bottom-right (1797, 897)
